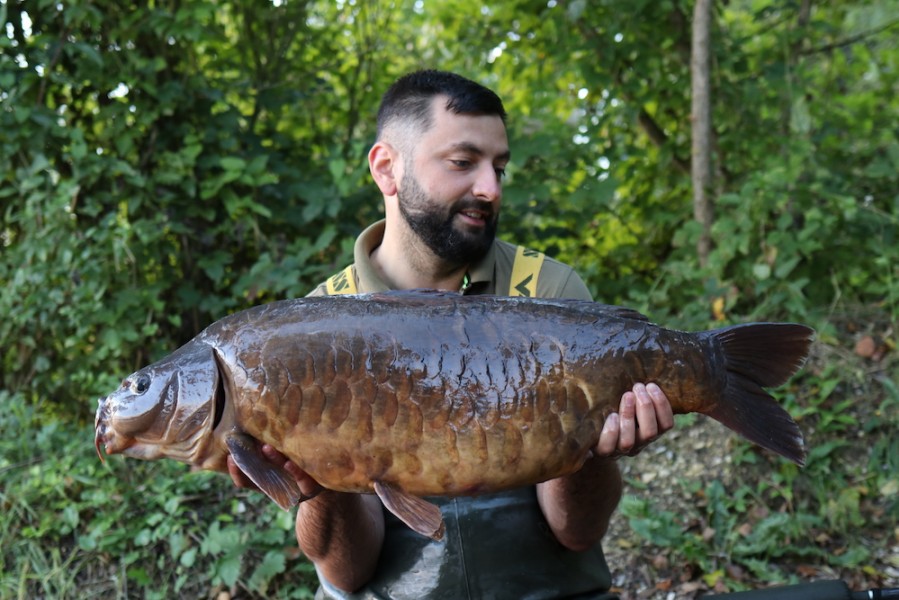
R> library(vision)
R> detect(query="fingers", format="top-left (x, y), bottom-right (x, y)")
top-left (594, 383), bottom-right (676, 460)
top-left (596, 412), bottom-right (621, 457)
top-left (632, 383), bottom-right (675, 444)
top-left (261, 444), bottom-right (323, 499)
top-left (646, 383), bottom-right (675, 433)
top-left (633, 383), bottom-right (659, 442)
top-left (618, 390), bottom-right (638, 453)
top-left (261, 443), bottom-right (289, 465)
top-left (227, 455), bottom-right (259, 491)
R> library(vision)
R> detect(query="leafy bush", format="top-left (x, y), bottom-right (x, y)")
top-left (0, 0), bottom-right (382, 417)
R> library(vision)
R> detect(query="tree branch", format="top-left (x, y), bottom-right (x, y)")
top-left (691, 0), bottom-right (714, 267)
top-left (801, 19), bottom-right (899, 56)
top-left (574, 14), bottom-right (693, 177)
top-left (637, 109), bottom-right (691, 174)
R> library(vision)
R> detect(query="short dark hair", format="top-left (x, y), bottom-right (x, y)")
top-left (376, 70), bottom-right (507, 141)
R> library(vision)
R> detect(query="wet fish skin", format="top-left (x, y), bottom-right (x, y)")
top-left (95, 290), bottom-right (814, 539)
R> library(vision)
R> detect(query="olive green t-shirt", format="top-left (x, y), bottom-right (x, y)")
top-left (308, 220), bottom-right (593, 302)
top-left (309, 221), bottom-right (617, 600)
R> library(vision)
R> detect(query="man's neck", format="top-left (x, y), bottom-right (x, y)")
top-left (371, 221), bottom-right (468, 291)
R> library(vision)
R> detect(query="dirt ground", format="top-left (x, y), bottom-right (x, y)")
top-left (601, 416), bottom-right (899, 599)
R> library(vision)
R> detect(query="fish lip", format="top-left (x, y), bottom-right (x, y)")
top-left (94, 397), bottom-right (107, 462)
top-left (94, 431), bottom-right (105, 462)
top-left (94, 395), bottom-right (135, 461)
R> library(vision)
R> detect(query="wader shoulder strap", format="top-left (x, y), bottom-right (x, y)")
top-left (325, 265), bottom-right (357, 295)
top-left (508, 245), bottom-right (545, 297)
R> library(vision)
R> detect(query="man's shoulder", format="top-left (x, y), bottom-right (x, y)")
top-left (307, 264), bottom-right (357, 297)
top-left (493, 239), bottom-right (592, 301)
top-left (306, 281), bottom-right (330, 297)
top-left (493, 239), bottom-right (573, 270)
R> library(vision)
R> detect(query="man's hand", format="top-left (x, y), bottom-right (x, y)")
top-left (594, 383), bottom-right (674, 459)
top-left (227, 443), bottom-right (323, 501)
top-left (537, 382), bottom-right (675, 549)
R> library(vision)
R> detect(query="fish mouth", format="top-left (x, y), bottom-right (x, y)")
top-left (94, 345), bottom-right (222, 465)
top-left (94, 396), bottom-right (134, 461)
top-left (93, 385), bottom-right (165, 462)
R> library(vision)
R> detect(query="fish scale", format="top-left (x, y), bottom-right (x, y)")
top-left (95, 289), bottom-right (813, 540)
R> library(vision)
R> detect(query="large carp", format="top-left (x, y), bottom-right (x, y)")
top-left (95, 290), bottom-right (813, 540)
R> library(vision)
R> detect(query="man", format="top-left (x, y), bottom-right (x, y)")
top-left (230, 69), bottom-right (674, 599)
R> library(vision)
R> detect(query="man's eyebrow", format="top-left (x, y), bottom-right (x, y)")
top-left (448, 141), bottom-right (511, 162)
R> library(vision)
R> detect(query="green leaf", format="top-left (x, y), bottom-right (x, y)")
top-left (248, 550), bottom-right (287, 592)
top-left (220, 156), bottom-right (247, 172)
top-left (180, 547), bottom-right (198, 569)
top-left (213, 552), bottom-right (243, 588)
top-left (70, 42), bottom-right (104, 68)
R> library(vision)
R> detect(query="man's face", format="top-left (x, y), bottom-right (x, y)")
top-left (396, 99), bottom-right (510, 265)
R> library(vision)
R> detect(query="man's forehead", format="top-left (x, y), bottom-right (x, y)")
top-left (427, 99), bottom-right (509, 157)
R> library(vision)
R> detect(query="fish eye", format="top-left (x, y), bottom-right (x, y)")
top-left (132, 375), bottom-right (151, 394)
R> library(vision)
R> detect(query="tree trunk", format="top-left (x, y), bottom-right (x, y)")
top-left (691, 0), bottom-right (714, 268)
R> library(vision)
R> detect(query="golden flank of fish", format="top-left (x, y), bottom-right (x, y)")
top-left (95, 290), bottom-right (814, 540)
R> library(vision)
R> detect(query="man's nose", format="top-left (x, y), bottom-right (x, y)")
top-left (472, 164), bottom-right (502, 202)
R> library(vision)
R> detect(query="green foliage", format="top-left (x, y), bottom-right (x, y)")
top-left (435, 0), bottom-right (899, 326)
top-left (0, 0), bottom-right (393, 417)
top-left (4, 0), bottom-right (898, 410)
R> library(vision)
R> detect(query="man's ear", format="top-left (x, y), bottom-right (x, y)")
top-left (369, 141), bottom-right (399, 197)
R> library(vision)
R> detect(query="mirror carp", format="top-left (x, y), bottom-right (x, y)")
top-left (95, 290), bottom-right (814, 540)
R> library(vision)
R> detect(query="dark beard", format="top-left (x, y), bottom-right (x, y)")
top-left (397, 171), bottom-right (498, 266)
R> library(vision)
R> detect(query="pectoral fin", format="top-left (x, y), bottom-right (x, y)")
top-left (225, 432), bottom-right (303, 510)
top-left (373, 481), bottom-right (445, 541)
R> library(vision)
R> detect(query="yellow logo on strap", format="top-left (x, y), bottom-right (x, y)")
top-left (509, 246), bottom-right (544, 297)
top-left (325, 265), bottom-right (357, 295)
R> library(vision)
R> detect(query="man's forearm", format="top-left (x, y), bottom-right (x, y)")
top-left (536, 456), bottom-right (623, 551)
top-left (296, 491), bottom-right (385, 592)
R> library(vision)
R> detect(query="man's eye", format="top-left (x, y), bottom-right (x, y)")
top-left (495, 168), bottom-right (506, 178)
top-left (451, 160), bottom-right (471, 169)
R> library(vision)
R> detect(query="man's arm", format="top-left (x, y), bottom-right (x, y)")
top-left (228, 447), bottom-right (384, 593)
top-left (295, 491), bottom-right (385, 592)
top-left (535, 383), bottom-right (674, 551)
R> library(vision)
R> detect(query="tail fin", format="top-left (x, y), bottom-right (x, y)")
top-left (702, 323), bottom-right (815, 466)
